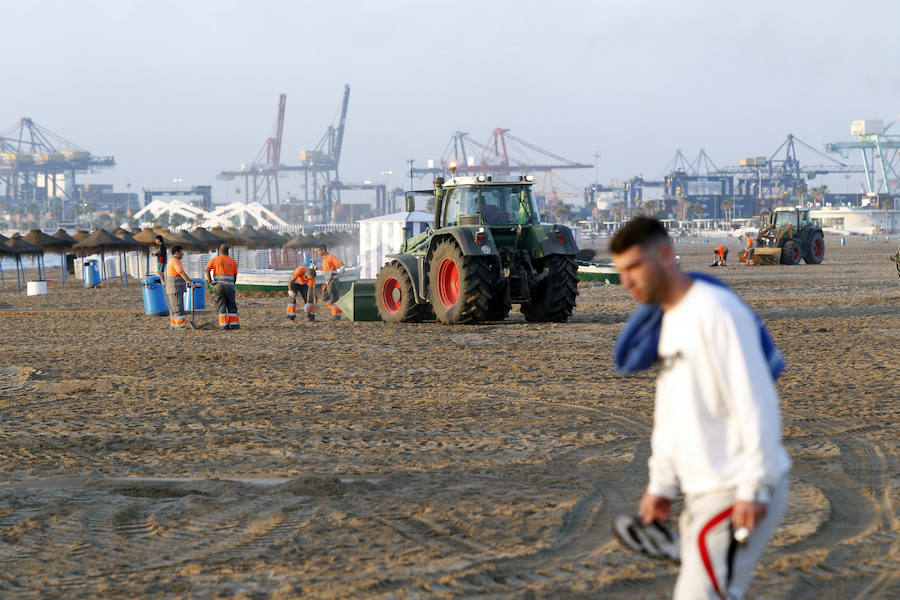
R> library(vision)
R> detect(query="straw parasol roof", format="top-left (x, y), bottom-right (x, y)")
top-left (176, 229), bottom-right (208, 252)
top-left (283, 233), bottom-right (319, 249)
top-left (24, 229), bottom-right (72, 253)
top-left (132, 227), bottom-right (161, 245)
top-left (71, 228), bottom-right (131, 256)
top-left (53, 229), bottom-right (78, 245)
top-left (156, 228), bottom-right (206, 252)
top-left (210, 226), bottom-right (254, 247)
top-left (256, 227), bottom-right (286, 248)
top-left (72, 229), bottom-right (91, 242)
top-left (190, 227), bottom-right (226, 251)
top-left (113, 227), bottom-right (150, 251)
top-left (5, 234), bottom-right (44, 256)
top-left (237, 225), bottom-right (273, 249)
top-left (0, 232), bottom-right (13, 256)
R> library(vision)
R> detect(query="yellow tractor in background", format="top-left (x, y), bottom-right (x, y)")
top-left (754, 206), bottom-right (825, 265)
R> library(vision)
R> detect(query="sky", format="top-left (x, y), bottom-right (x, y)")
top-left (3, 0), bottom-right (899, 206)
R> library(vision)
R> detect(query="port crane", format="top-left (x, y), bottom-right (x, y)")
top-left (218, 93), bottom-right (287, 207)
top-left (412, 128), bottom-right (591, 178)
top-left (0, 117), bottom-right (115, 218)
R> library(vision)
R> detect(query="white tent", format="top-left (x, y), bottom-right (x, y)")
top-left (359, 211), bottom-right (432, 278)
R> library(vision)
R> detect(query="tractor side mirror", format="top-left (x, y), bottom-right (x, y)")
top-left (405, 192), bottom-right (415, 213)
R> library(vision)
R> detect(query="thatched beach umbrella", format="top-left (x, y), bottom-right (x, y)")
top-left (0, 232), bottom-right (10, 286)
top-left (72, 229), bottom-right (91, 242)
top-left (236, 225), bottom-right (272, 249)
top-left (209, 226), bottom-right (253, 247)
top-left (72, 228), bottom-right (132, 286)
top-left (133, 228), bottom-right (165, 276)
top-left (4, 235), bottom-right (44, 293)
top-left (24, 229), bottom-right (72, 283)
top-left (176, 229), bottom-right (208, 252)
top-left (113, 228), bottom-right (151, 283)
top-left (52, 228), bottom-right (77, 245)
top-left (190, 227), bottom-right (226, 251)
top-left (256, 227), bottom-right (286, 248)
top-left (157, 228), bottom-right (206, 252)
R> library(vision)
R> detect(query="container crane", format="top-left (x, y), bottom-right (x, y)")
top-left (825, 118), bottom-right (900, 195)
top-left (218, 93), bottom-right (287, 206)
top-left (411, 128), bottom-right (591, 179)
top-left (0, 117), bottom-right (115, 222)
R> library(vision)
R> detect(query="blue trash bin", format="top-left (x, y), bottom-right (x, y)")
top-left (185, 278), bottom-right (206, 310)
top-left (83, 259), bottom-right (100, 288)
top-left (141, 276), bottom-right (168, 315)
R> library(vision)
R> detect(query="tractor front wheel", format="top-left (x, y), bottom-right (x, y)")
top-left (522, 255), bottom-right (579, 322)
top-left (375, 262), bottom-right (424, 323)
top-left (804, 231), bottom-right (825, 264)
top-left (428, 239), bottom-right (495, 324)
top-left (781, 240), bottom-right (802, 265)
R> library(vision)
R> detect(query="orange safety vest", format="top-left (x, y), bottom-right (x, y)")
top-left (206, 255), bottom-right (238, 282)
top-left (320, 253), bottom-right (343, 271)
top-left (166, 256), bottom-right (186, 279)
top-left (291, 266), bottom-right (315, 286)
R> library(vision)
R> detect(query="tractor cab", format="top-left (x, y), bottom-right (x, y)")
top-left (771, 206), bottom-right (810, 229)
top-left (439, 176), bottom-right (540, 229)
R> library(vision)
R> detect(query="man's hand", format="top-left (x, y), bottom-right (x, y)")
top-left (288, 289), bottom-right (296, 298)
top-left (639, 493), bottom-right (672, 525)
top-left (732, 500), bottom-right (767, 531)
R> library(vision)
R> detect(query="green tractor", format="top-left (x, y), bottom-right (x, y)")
top-left (375, 173), bottom-right (579, 324)
top-left (754, 206), bottom-right (825, 265)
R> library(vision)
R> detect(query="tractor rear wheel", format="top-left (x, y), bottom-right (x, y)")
top-left (781, 240), bottom-right (802, 265)
top-left (428, 239), bottom-right (496, 324)
top-left (804, 231), bottom-right (825, 264)
top-left (485, 279), bottom-right (511, 321)
top-left (376, 261), bottom-right (424, 323)
top-left (522, 255), bottom-right (578, 322)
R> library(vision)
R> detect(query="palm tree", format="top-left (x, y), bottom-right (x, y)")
top-left (810, 184), bottom-right (829, 205)
top-left (720, 198), bottom-right (735, 225)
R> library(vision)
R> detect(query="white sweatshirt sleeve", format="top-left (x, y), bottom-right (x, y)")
top-left (647, 397), bottom-right (680, 499)
top-left (705, 300), bottom-right (786, 503)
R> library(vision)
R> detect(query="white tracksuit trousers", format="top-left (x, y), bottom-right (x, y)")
top-left (674, 476), bottom-right (788, 600)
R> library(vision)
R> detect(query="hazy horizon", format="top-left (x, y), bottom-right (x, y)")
top-left (4, 0), bottom-right (898, 205)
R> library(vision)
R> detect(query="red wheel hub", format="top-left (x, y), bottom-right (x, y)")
top-left (381, 277), bottom-right (401, 313)
top-left (437, 257), bottom-right (459, 308)
top-left (792, 244), bottom-right (801, 262)
top-left (812, 238), bottom-right (823, 259)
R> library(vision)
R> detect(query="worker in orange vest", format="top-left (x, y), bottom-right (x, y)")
top-left (711, 245), bottom-right (728, 267)
top-left (165, 245), bottom-right (199, 329)
top-left (315, 244), bottom-right (344, 319)
top-left (205, 244), bottom-right (240, 330)
top-left (741, 234), bottom-right (756, 265)
top-left (287, 265), bottom-right (316, 321)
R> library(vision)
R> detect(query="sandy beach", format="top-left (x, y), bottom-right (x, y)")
top-left (1, 235), bottom-right (898, 599)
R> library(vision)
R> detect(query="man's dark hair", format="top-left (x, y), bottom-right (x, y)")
top-left (609, 217), bottom-right (670, 254)
top-left (171, 245), bottom-right (184, 254)
top-left (154, 234), bottom-right (164, 243)
top-left (317, 243), bottom-right (327, 252)
top-left (219, 244), bottom-right (230, 255)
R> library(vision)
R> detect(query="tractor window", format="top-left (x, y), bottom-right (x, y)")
top-left (442, 185), bottom-right (539, 226)
top-left (773, 211), bottom-right (798, 228)
top-left (798, 211), bottom-right (810, 227)
top-left (483, 186), bottom-right (538, 226)
top-left (443, 187), bottom-right (480, 226)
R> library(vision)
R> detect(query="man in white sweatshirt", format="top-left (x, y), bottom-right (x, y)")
top-left (610, 217), bottom-right (791, 600)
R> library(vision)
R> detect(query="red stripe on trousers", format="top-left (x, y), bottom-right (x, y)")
top-left (698, 506), bottom-right (733, 600)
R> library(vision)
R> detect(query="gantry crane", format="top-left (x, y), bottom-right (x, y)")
top-left (412, 128), bottom-right (591, 179)
top-left (825, 118), bottom-right (900, 195)
top-left (218, 93), bottom-right (287, 207)
top-left (0, 117), bottom-right (115, 219)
